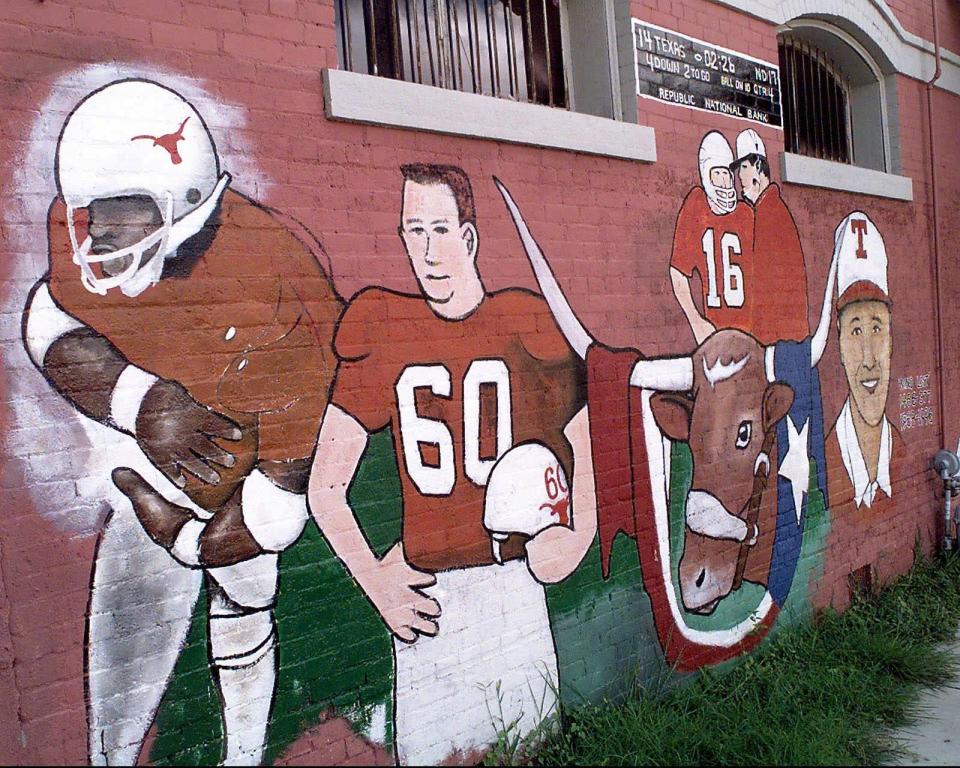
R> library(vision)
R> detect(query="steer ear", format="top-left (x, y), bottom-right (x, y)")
top-left (650, 392), bottom-right (693, 442)
top-left (762, 383), bottom-right (795, 433)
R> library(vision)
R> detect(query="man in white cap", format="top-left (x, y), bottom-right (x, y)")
top-left (820, 212), bottom-right (905, 605)
top-left (732, 128), bottom-right (809, 344)
top-left (670, 130), bottom-right (755, 344)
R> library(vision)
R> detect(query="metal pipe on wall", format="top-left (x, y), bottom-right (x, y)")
top-left (927, 0), bottom-right (946, 499)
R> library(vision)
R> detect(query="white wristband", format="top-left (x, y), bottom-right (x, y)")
top-left (110, 365), bottom-right (159, 434)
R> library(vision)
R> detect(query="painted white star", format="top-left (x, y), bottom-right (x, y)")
top-left (778, 415), bottom-right (810, 525)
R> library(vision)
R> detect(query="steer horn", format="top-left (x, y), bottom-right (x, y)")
top-left (810, 220), bottom-right (843, 368)
top-left (495, 177), bottom-right (592, 360)
top-left (629, 358), bottom-right (694, 391)
top-left (496, 177), bottom-right (693, 391)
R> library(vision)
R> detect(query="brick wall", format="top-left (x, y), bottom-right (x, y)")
top-left (0, 0), bottom-right (957, 764)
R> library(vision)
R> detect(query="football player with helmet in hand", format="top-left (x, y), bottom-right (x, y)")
top-left (22, 79), bottom-right (341, 766)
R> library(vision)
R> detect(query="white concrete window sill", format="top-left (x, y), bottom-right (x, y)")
top-left (781, 152), bottom-right (913, 201)
top-left (323, 68), bottom-right (657, 163)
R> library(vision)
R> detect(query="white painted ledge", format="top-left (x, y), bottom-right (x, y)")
top-left (323, 68), bottom-right (657, 163)
top-left (780, 152), bottom-right (913, 201)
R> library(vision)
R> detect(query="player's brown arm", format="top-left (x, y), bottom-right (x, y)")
top-left (23, 280), bottom-right (240, 487)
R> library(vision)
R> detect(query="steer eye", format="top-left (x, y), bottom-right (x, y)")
top-left (735, 420), bottom-right (752, 449)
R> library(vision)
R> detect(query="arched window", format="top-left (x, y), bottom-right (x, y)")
top-left (778, 21), bottom-right (893, 172)
top-left (779, 35), bottom-right (851, 164)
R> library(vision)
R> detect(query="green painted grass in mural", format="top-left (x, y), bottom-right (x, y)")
top-left (535, 551), bottom-right (960, 766)
top-left (148, 432), bottom-right (830, 763)
top-left (149, 429), bottom-right (403, 766)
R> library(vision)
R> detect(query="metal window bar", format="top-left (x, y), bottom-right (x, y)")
top-left (336, 0), bottom-right (563, 107)
top-left (778, 35), bottom-right (852, 164)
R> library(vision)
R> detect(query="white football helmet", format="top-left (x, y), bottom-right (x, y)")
top-left (55, 79), bottom-right (230, 296)
top-left (698, 131), bottom-right (736, 216)
top-left (483, 442), bottom-right (571, 564)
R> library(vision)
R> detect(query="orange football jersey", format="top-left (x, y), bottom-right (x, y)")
top-left (47, 189), bottom-right (342, 463)
top-left (331, 287), bottom-right (584, 572)
top-left (671, 187), bottom-right (756, 338)
top-left (750, 184), bottom-right (809, 343)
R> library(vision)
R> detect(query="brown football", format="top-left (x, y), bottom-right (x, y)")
top-left (181, 412), bottom-right (259, 511)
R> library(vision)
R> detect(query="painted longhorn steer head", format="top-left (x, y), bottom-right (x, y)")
top-left (495, 176), bottom-right (838, 666)
top-left (648, 332), bottom-right (792, 614)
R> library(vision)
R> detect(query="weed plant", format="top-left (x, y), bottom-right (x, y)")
top-left (500, 552), bottom-right (960, 766)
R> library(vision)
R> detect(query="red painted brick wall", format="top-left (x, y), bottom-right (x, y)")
top-left (0, 0), bottom-right (957, 764)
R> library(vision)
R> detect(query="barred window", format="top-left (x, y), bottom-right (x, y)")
top-left (779, 35), bottom-right (851, 164)
top-left (336, 0), bottom-right (567, 108)
top-left (777, 24), bottom-right (892, 172)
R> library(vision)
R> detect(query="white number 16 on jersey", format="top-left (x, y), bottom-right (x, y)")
top-left (396, 360), bottom-right (512, 495)
top-left (702, 229), bottom-right (745, 309)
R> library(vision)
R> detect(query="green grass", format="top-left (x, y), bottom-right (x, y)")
top-left (526, 551), bottom-right (960, 767)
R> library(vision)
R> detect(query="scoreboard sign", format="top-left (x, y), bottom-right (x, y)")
top-left (632, 19), bottom-right (783, 128)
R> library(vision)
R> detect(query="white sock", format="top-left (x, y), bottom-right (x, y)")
top-left (209, 592), bottom-right (276, 766)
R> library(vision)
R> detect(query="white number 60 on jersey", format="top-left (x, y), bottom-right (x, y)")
top-left (396, 360), bottom-right (512, 495)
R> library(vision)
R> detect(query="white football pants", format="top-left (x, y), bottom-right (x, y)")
top-left (392, 559), bottom-right (558, 765)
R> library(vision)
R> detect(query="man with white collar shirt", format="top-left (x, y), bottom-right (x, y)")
top-left (824, 212), bottom-right (904, 516)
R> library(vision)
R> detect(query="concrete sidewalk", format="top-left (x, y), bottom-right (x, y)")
top-left (888, 630), bottom-right (960, 766)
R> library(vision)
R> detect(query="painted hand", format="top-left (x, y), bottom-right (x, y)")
top-left (359, 543), bottom-right (441, 643)
top-left (136, 378), bottom-right (242, 488)
top-left (525, 524), bottom-right (584, 585)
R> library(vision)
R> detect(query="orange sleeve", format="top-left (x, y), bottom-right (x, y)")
top-left (670, 189), bottom-right (705, 278)
top-left (753, 190), bottom-right (809, 342)
top-left (329, 289), bottom-right (395, 432)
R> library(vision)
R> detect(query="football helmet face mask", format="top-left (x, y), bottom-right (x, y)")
top-left (698, 131), bottom-right (737, 216)
top-left (56, 79), bottom-right (230, 296)
top-left (483, 442), bottom-right (571, 564)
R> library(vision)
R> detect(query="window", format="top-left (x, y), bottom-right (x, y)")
top-left (779, 35), bottom-right (851, 164)
top-left (324, 0), bottom-right (657, 163)
top-left (777, 22), bottom-right (894, 173)
top-left (336, 0), bottom-right (567, 108)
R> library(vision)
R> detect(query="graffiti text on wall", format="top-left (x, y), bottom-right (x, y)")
top-left (899, 373), bottom-right (935, 430)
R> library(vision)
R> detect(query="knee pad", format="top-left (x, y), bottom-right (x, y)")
top-left (208, 591), bottom-right (276, 669)
top-left (207, 554), bottom-right (279, 610)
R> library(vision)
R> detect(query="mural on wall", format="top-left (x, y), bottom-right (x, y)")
top-left (21, 79), bottom-right (342, 765)
top-left (670, 129), bottom-right (808, 346)
top-left (307, 164), bottom-right (596, 765)
top-left (826, 213), bottom-right (904, 514)
top-left (9, 67), bottom-right (916, 766)
top-left (819, 213), bottom-right (908, 598)
top-left (498, 175), bottom-right (840, 670)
